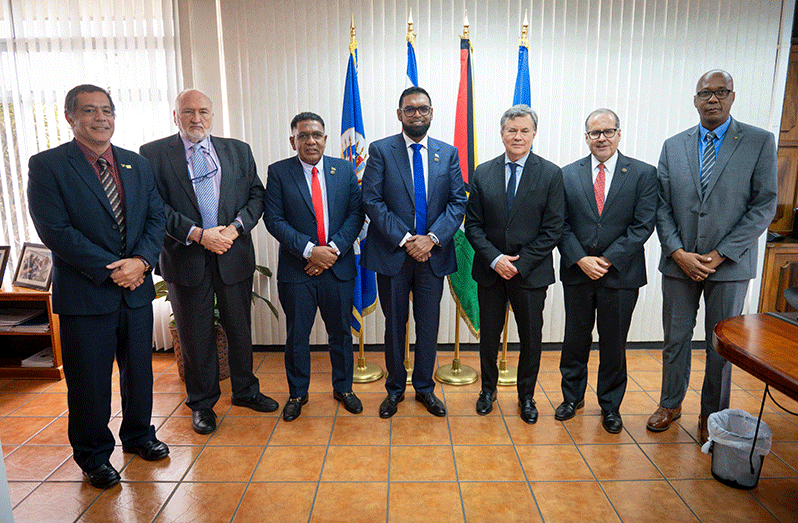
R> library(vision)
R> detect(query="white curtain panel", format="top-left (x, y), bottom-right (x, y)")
top-left (0, 0), bottom-right (181, 348)
top-left (213, 0), bottom-right (789, 346)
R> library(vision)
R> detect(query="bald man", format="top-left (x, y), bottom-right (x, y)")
top-left (141, 89), bottom-right (278, 435)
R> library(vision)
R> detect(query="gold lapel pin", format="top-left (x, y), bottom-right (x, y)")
top-left (621, 168), bottom-right (627, 173)
top-left (121, 164), bottom-right (132, 169)
top-left (433, 154), bottom-right (440, 163)
top-left (330, 167), bottom-right (336, 174)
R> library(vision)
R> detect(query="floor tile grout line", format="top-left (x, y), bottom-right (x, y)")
top-left (438, 384), bottom-right (469, 523)
top-left (304, 398), bottom-right (340, 523)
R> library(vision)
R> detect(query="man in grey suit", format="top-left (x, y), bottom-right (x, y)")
top-left (557, 109), bottom-right (657, 433)
top-left (465, 105), bottom-right (564, 424)
top-left (647, 70), bottom-right (777, 443)
top-left (140, 89), bottom-right (278, 435)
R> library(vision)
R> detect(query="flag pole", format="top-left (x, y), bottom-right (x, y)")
top-left (498, 306), bottom-right (517, 385)
top-left (346, 15), bottom-right (382, 383)
top-left (403, 10), bottom-right (416, 384)
top-left (435, 12), bottom-right (478, 386)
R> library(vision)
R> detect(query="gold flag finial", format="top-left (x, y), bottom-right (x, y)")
top-left (460, 10), bottom-right (469, 40)
top-left (519, 10), bottom-right (530, 48)
top-left (349, 14), bottom-right (358, 56)
top-left (406, 9), bottom-right (416, 46)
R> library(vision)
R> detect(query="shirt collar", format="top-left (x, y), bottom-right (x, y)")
top-left (591, 151), bottom-right (618, 174)
top-left (403, 132), bottom-right (428, 150)
top-left (699, 117), bottom-right (731, 141)
top-left (75, 138), bottom-right (113, 166)
top-left (505, 152), bottom-right (530, 169)
top-left (180, 134), bottom-right (212, 154)
top-left (298, 155), bottom-right (324, 174)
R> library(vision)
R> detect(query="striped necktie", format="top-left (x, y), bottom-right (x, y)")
top-left (191, 144), bottom-right (218, 228)
top-left (700, 131), bottom-right (717, 196)
top-left (97, 157), bottom-right (125, 253)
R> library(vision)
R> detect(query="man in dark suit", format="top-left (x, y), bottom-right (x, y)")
top-left (556, 109), bottom-right (657, 433)
top-left (140, 89), bottom-right (277, 435)
top-left (648, 70), bottom-right (777, 443)
top-left (28, 84), bottom-right (168, 489)
top-left (264, 112), bottom-right (365, 421)
top-left (465, 104), bottom-right (564, 424)
top-left (361, 87), bottom-right (467, 418)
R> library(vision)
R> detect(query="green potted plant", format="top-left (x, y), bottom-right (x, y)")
top-left (154, 265), bottom-right (278, 381)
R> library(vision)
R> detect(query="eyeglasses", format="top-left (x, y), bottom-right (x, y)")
top-left (295, 131), bottom-right (325, 142)
top-left (401, 105), bottom-right (431, 117)
top-left (189, 152), bottom-right (219, 182)
top-left (696, 89), bottom-right (732, 101)
top-left (586, 128), bottom-right (618, 140)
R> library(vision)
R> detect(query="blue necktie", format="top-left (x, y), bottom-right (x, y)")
top-left (507, 162), bottom-right (518, 212)
top-left (191, 145), bottom-right (217, 228)
top-left (700, 131), bottom-right (717, 196)
top-left (411, 143), bottom-right (426, 235)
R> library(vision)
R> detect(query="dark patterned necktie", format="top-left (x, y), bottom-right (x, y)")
top-left (97, 157), bottom-right (125, 253)
top-left (507, 162), bottom-right (518, 212)
top-left (700, 131), bottom-right (717, 196)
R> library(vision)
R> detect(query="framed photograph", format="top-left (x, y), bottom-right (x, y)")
top-left (12, 243), bottom-right (53, 291)
top-left (0, 246), bottom-right (9, 286)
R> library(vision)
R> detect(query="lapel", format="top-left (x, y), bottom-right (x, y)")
top-left (576, 155), bottom-right (599, 218)
top-left (603, 152), bottom-right (631, 214)
top-left (288, 156), bottom-right (314, 215)
top-left (389, 133), bottom-right (415, 204)
top-left (508, 153), bottom-right (540, 222)
top-left (323, 156), bottom-right (340, 225)
top-left (66, 140), bottom-right (116, 220)
top-left (488, 156), bottom-right (509, 222)
top-left (166, 133), bottom-right (201, 215)
top-left (425, 138), bottom-right (442, 201)
top-left (705, 118), bottom-right (743, 198)
top-left (683, 126), bottom-right (702, 196)
top-left (114, 145), bottom-right (137, 218)
top-left (211, 136), bottom-right (234, 218)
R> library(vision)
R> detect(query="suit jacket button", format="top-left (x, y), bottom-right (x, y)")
top-left (112, 224), bottom-right (118, 230)
top-left (699, 212), bottom-right (707, 217)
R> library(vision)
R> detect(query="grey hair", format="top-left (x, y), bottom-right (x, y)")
top-left (584, 108), bottom-right (620, 132)
top-left (500, 104), bottom-right (538, 132)
top-left (64, 84), bottom-right (115, 118)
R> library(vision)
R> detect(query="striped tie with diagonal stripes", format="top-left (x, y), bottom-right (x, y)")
top-left (97, 157), bottom-right (126, 254)
top-left (700, 131), bottom-right (717, 196)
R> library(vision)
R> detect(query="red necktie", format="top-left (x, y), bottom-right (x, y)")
top-left (595, 163), bottom-right (606, 216)
top-left (311, 166), bottom-right (326, 245)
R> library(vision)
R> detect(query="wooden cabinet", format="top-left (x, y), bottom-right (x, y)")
top-left (759, 240), bottom-right (798, 313)
top-left (0, 287), bottom-right (64, 379)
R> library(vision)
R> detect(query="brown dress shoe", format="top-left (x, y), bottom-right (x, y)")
top-left (698, 415), bottom-right (709, 445)
top-left (646, 405), bottom-right (682, 432)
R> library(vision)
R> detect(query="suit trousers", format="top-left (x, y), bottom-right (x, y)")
top-left (60, 304), bottom-right (156, 471)
top-left (478, 280), bottom-right (546, 400)
top-left (169, 251), bottom-right (259, 411)
top-left (560, 283), bottom-right (638, 412)
top-left (277, 272), bottom-right (355, 398)
top-left (660, 275), bottom-right (749, 416)
top-left (377, 255), bottom-right (443, 396)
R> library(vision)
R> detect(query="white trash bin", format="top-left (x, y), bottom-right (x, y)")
top-left (701, 409), bottom-right (772, 489)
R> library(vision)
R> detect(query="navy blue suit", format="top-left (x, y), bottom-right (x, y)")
top-left (264, 155), bottom-right (364, 398)
top-left (361, 133), bottom-right (467, 395)
top-left (28, 139), bottom-right (165, 471)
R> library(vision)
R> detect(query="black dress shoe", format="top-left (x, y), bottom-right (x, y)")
top-left (282, 395), bottom-right (308, 422)
top-left (519, 397), bottom-right (538, 424)
top-left (82, 462), bottom-right (120, 489)
top-left (192, 409), bottom-right (217, 434)
top-left (379, 393), bottom-right (405, 418)
top-left (415, 392), bottom-right (446, 417)
top-left (232, 392), bottom-right (279, 412)
top-left (476, 390), bottom-right (496, 415)
top-left (123, 438), bottom-right (170, 461)
top-left (333, 390), bottom-right (363, 414)
top-left (554, 399), bottom-right (585, 421)
top-left (602, 410), bottom-right (623, 434)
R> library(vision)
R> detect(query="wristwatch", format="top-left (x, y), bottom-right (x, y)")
top-left (233, 221), bottom-right (245, 235)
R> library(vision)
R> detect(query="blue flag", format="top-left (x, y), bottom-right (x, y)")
top-left (406, 40), bottom-right (418, 87)
top-left (341, 44), bottom-right (377, 336)
top-left (513, 43), bottom-right (530, 106)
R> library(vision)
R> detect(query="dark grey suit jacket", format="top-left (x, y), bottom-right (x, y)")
top-left (559, 152), bottom-right (657, 289)
top-left (264, 155), bottom-right (364, 283)
top-left (657, 117), bottom-right (778, 281)
top-left (465, 152), bottom-right (565, 289)
top-left (140, 133), bottom-right (265, 287)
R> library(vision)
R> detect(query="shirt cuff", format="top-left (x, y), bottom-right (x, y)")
top-left (427, 232), bottom-right (440, 246)
top-left (490, 254), bottom-right (504, 269)
top-left (187, 225), bottom-right (199, 245)
top-left (328, 241), bottom-right (341, 256)
top-left (399, 232), bottom-right (412, 247)
top-left (303, 242), bottom-right (315, 260)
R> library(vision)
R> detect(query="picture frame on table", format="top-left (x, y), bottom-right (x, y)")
top-left (0, 246), bottom-right (9, 286)
top-left (12, 243), bottom-right (53, 291)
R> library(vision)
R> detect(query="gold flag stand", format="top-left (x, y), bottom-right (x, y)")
top-left (497, 306), bottom-right (517, 385)
top-left (404, 320), bottom-right (413, 384)
top-left (435, 302), bottom-right (478, 385)
top-left (352, 322), bottom-right (383, 383)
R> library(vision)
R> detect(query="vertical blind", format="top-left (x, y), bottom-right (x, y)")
top-left (0, 0), bottom-right (180, 347)
top-left (214, 0), bottom-right (787, 346)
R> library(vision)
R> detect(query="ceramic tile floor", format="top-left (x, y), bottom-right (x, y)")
top-left (2, 349), bottom-right (798, 522)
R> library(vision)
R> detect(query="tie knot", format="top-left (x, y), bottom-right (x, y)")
top-left (97, 157), bottom-right (108, 168)
top-left (705, 131), bottom-right (717, 142)
top-left (598, 163), bottom-right (605, 173)
top-left (509, 162), bottom-right (518, 173)
top-left (411, 143), bottom-right (423, 153)
top-left (312, 166), bottom-right (318, 175)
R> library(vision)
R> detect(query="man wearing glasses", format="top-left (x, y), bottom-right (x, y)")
top-left (362, 87), bottom-right (467, 418)
top-left (141, 89), bottom-right (278, 435)
top-left (648, 70), bottom-right (777, 444)
top-left (556, 109), bottom-right (657, 433)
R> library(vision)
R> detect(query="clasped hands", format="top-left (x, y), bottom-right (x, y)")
top-left (107, 258), bottom-right (148, 290)
top-left (305, 245), bottom-right (338, 276)
top-left (197, 224), bottom-right (239, 255)
top-left (577, 256), bottom-right (612, 280)
top-left (673, 248), bottom-right (724, 282)
top-left (405, 234), bottom-right (434, 262)
top-left (494, 254), bottom-right (520, 280)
